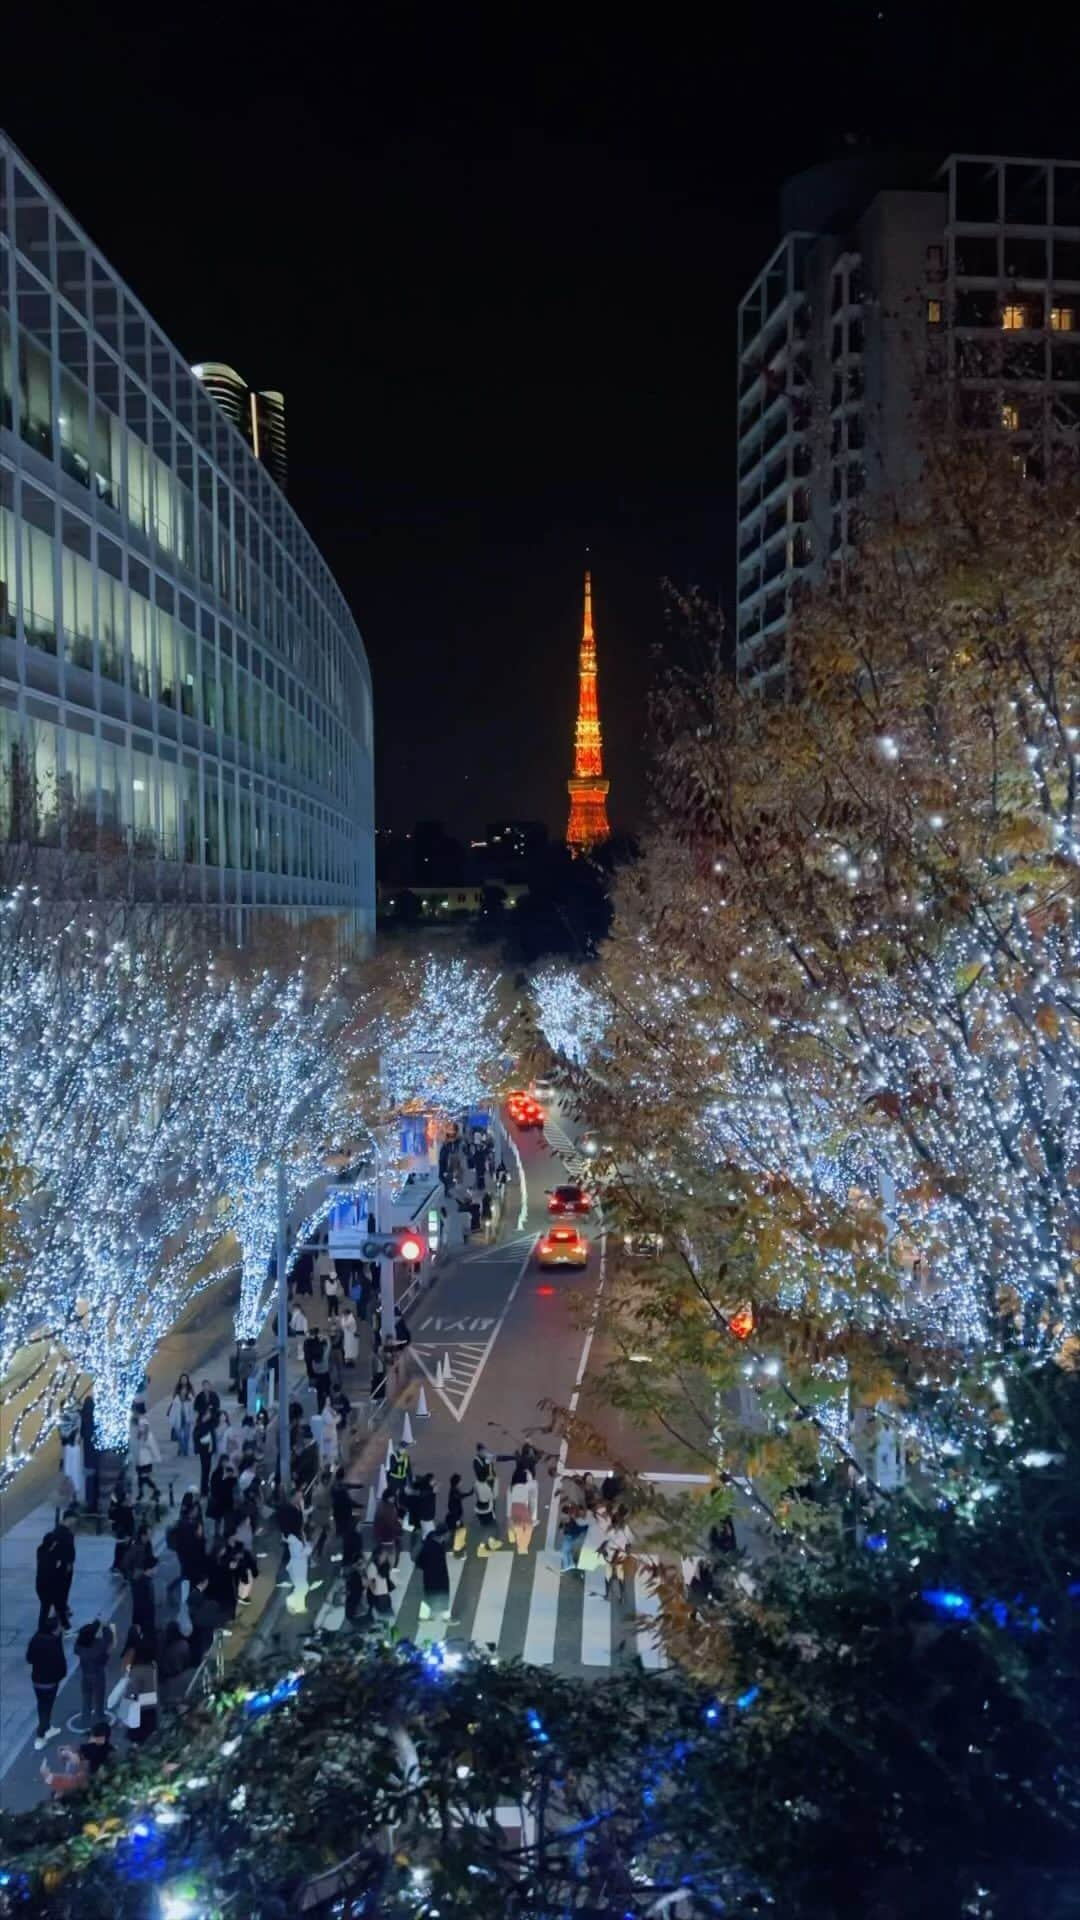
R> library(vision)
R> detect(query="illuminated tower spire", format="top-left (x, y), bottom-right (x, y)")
top-left (566, 568), bottom-right (611, 853)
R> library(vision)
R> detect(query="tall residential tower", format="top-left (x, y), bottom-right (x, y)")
top-left (736, 153), bottom-right (1080, 695)
top-left (192, 362), bottom-right (288, 493)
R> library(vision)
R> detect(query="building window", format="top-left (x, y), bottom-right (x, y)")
top-left (927, 298), bottom-right (943, 327)
top-left (1002, 402), bottom-right (1020, 432)
top-left (1001, 304), bottom-right (1028, 331)
top-left (1050, 306), bottom-right (1075, 332)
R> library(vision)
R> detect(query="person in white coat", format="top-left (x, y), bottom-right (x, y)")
top-left (289, 1302), bottom-right (309, 1361)
top-left (132, 1419), bottom-right (161, 1502)
top-left (506, 1464), bottom-right (538, 1556)
top-left (285, 1532), bottom-right (313, 1614)
top-left (576, 1504), bottom-right (612, 1597)
top-left (340, 1306), bottom-right (359, 1367)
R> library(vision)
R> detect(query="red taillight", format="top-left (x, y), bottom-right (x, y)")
top-left (537, 1284), bottom-right (555, 1296)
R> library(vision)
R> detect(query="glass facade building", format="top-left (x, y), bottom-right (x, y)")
top-left (0, 132), bottom-right (374, 945)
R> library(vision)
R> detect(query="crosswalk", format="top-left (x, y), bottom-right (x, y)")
top-left (363, 1540), bottom-right (670, 1674)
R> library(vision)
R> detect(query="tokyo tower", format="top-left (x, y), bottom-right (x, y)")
top-left (565, 569), bottom-right (612, 853)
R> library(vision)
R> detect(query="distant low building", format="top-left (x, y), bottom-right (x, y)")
top-left (377, 880), bottom-right (528, 921)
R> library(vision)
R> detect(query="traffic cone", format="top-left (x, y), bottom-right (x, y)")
top-left (376, 1464), bottom-right (387, 1498)
top-left (385, 1435), bottom-right (394, 1468)
top-left (441, 1352), bottom-right (453, 1383)
top-left (435, 1358), bottom-right (445, 1388)
top-left (401, 1411), bottom-right (414, 1446)
top-left (416, 1385), bottom-right (430, 1418)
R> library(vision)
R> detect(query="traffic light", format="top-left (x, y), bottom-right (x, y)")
top-left (358, 1230), bottom-right (428, 1263)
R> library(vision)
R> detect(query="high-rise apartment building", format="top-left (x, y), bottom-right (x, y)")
top-left (736, 152), bottom-right (1080, 694)
top-left (0, 131), bottom-right (374, 946)
top-left (192, 362), bottom-right (287, 492)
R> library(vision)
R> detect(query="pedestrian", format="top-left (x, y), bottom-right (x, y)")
top-left (373, 1490), bottom-right (403, 1567)
top-left (311, 1333), bottom-right (332, 1412)
top-left (157, 1621), bottom-right (194, 1709)
top-left (473, 1471), bottom-right (501, 1555)
top-left (387, 1442), bottom-right (411, 1511)
top-left (80, 1721), bottom-right (115, 1778)
top-left (193, 1379), bottom-right (220, 1427)
top-left (133, 1417), bottom-right (162, 1501)
top-left (39, 1744), bottom-right (88, 1798)
top-left (26, 1615), bottom-right (66, 1749)
top-left (340, 1304), bottom-right (359, 1367)
top-left (186, 1574), bottom-right (222, 1663)
top-left (318, 1399), bottom-right (343, 1469)
top-left (285, 1531), bottom-right (316, 1614)
top-left (481, 1190), bottom-right (493, 1226)
top-left (577, 1504), bottom-right (612, 1596)
top-left (603, 1508), bottom-right (635, 1603)
top-left (207, 1457), bottom-right (237, 1539)
top-left (130, 1562), bottom-right (157, 1643)
top-left (328, 1323), bottom-right (345, 1394)
top-left (290, 1300), bottom-right (309, 1359)
top-left (109, 1480), bottom-right (136, 1572)
top-left (507, 1463), bottom-right (538, 1556)
top-left (323, 1260), bottom-right (342, 1320)
top-left (558, 1499), bottom-right (589, 1574)
top-left (417, 1526), bottom-right (454, 1622)
top-left (345, 1555), bottom-right (370, 1627)
top-left (74, 1618), bottom-right (115, 1728)
top-left (213, 1407), bottom-right (232, 1458)
top-left (302, 1328), bottom-right (320, 1383)
top-left (445, 1473), bottom-right (472, 1555)
top-left (600, 1471), bottom-right (624, 1506)
top-left (59, 1399), bottom-right (86, 1509)
top-left (496, 1159), bottom-right (508, 1190)
top-left (394, 1312), bottom-right (412, 1349)
top-left (121, 1635), bottom-right (159, 1746)
top-left (118, 1519), bottom-right (158, 1584)
top-left (414, 1472), bottom-right (438, 1539)
top-left (235, 1339), bottom-right (257, 1408)
top-left (331, 1466), bottom-right (358, 1544)
top-left (169, 1496), bottom-right (207, 1617)
top-left (35, 1519), bottom-right (76, 1629)
top-left (167, 1376), bottom-right (195, 1457)
top-left (367, 1551), bottom-right (395, 1619)
top-left (222, 1527), bottom-right (258, 1608)
top-left (193, 1405), bottom-right (216, 1497)
top-left (309, 1467), bottom-right (334, 1561)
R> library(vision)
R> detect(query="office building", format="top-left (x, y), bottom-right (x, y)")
top-left (192, 362), bottom-right (288, 493)
top-left (736, 152), bottom-right (1080, 693)
top-left (0, 131), bottom-right (374, 946)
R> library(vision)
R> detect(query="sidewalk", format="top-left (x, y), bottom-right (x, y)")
top-left (0, 1152), bottom-right (519, 1809)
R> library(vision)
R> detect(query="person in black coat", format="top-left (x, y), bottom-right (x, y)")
top-left (36, 1521), bottom-right (76, 1630)
top-left (26, 1617), bottom-right (67, 1746)
top-left (193, 1408), bottom-right (217, 1496)
top-left (331, 1466), bottom-right (358, 1541)
top-left (186, 1575), bottom-right (224, 1662)
top-left (416, 1528), bottom-right (453, 1621)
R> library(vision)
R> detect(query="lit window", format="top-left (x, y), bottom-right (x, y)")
top-left (1050, 306), bottom-right (1075, 332)
top-left (927, 298), bottom-right (943, 326)
top-left (1001, 304), bottom-right (1028, 331)
top-left (1002, 403), bottom-right (1020, 432)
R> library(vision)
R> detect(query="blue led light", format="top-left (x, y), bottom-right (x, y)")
top-left (735, 1685), bottom-right (760, 1710)
top-left (921, 1587), bottom-right (973, 1619)
top-left (703, 1703), bottom-right (721, 1724)
top-left (865, 1531), bottom-right (887, 1552)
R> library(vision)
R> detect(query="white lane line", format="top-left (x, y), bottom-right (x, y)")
top-left (544, 1223), bottom-right (607, 1551)
top-left (633, 1564), bottom-right (669, 1670)
top-left (470, 1544), bottom-right (514, 1651)
top-left (522, 1552), bottom-right (562, 1665)
top-left (506, 1125), bottom-right (529, 1230)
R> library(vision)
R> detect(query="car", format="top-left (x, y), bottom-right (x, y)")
top-left (514, 1099), bottom-right (544, 1131)
top-left (532, 1077), bottom-right (555, 1100)
top-left (537, 1224), bottom-right (589, 1269)
top-left (547, 1183), bottom-right (591, 1214)
top-left (623, 1229), bottom-right (664, 1258)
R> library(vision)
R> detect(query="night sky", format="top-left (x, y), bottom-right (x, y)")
top-left (5, 6), bottom-right (1080, 835)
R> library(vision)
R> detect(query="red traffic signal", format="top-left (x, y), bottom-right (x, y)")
top-left (358, 1231), bottom-right (428, 1262)
top-left (398, 1231), bottom-right (426, 1264)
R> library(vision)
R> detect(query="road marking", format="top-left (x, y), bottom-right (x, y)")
top-left (470, 1543), bottom-right (514, 1650)
top-left (411, 1236), bottom-right (538, 1423)
top-left (418, 1316), bottom-right (496, 1333)
top-left (633, 1562), bottom-right (669, 1670)
top-left (580, 1575), bottom-right (612, 1665)
top-left (544, 1223), bottom-right (607, 1551)
top-left (522, 1553), bottom-right (562, 1665)
top-left (506, 1126), bottom-right (528, 1230)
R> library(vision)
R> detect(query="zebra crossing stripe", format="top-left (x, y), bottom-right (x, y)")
top-left (633, 1565), bottom-right (669, 1670)
top-left (522, 1553), bottom-right (561, 1665)
top-left (470, 1545), bottom-right (515, 1651)
top-left (580, 1575), bottom-right (612, 1666)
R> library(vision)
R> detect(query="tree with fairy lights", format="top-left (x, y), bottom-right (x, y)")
top-left (378, 954), bottom-right (504, 1119)
top-left (218, 970), bottom-right (374, 1343)
top-left (0, 901), bottom-right (262, 1461)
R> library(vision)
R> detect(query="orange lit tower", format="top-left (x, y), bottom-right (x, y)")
top-left (565, 569), bottom-right (611, 852)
